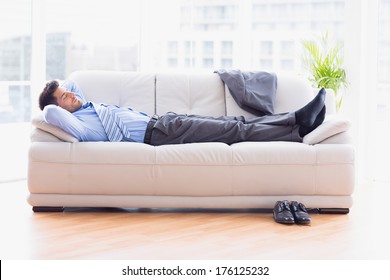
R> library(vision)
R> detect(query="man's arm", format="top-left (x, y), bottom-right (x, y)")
top-left (43, 104), bottom-right (85, 141)
top-left (62, 80), bottom-right (87, 103)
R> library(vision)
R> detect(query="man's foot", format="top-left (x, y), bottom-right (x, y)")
top-left (299, 105), bottom-right (326, 137)
top-left (295, 88), bottom-right (326, 127)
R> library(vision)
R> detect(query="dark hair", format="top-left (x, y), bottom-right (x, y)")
top-left (38, 80), bottom-right (59, 110)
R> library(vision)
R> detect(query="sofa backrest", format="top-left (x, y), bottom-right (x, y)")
top-left (155, 72), bottom-right (327, 117)
top-left (155, 73), bottom-right (226, 116)
top-left (68, 70), bottom-right (332, 117)
top-left (68, 70), bottom-right (156, 115)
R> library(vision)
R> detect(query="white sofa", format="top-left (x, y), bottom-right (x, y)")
top-left (28, 70), bottom-right (354, 213)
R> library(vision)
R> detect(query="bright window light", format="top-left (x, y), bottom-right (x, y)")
top-left (2, 0), bottom-right (390, 183)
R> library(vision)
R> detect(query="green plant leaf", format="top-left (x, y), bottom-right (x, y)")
top-left (301, 32), bottom-right (349, 111)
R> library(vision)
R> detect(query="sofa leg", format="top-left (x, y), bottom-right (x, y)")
top-left (318, 208), bottom-right (349, 214)
top-left (32, 206), bottom-right (64, 212)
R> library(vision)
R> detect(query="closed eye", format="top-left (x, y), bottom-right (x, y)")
top-left (61, 91), bottom-right (71, 101)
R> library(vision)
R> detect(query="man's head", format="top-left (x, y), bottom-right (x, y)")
top-left (39, 80), bottom-right (83, 112)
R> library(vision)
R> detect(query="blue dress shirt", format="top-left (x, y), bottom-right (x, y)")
top-left (43, 80), bottom-right (150, 142)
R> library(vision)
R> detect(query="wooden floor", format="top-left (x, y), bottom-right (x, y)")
top-left (1, 180), bottom-right (390, 260)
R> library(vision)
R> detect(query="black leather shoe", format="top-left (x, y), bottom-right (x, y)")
top-left (273, 200), bottom-right (295, 224)
top-left (290, 201), bottom-right (311, 224)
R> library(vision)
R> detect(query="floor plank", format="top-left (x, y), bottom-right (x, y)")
top-left (1, 180), bottom-right (390, 260)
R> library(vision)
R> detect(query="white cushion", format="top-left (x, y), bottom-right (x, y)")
top-left (68, 70), bottom-right (156, 116)
top-left (155, 72), bottom-right (226, 116)
top-left (315, 88), bottom-right (336, 115)
top-left (273, 73), bottom-right (315, 114)
top-left (303, 115), bottom-right (351, 145)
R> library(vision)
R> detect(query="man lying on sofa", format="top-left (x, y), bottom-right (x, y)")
top-left (38, 80), bottom-right (326, 146)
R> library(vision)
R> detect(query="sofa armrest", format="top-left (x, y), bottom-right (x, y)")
top-left (30, 128), bottom-right (65, 142)
top-left (303, 114), bottom-right (351, 145)
top-left (31, 114), bottom-right (79, 143)
top-left (317, 131), bottom-right (353, 144)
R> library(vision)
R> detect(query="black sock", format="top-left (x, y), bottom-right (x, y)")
top-left (299, 105), bottom-right (326, 137)
top-left (295, 88), bottom-right (326, 127)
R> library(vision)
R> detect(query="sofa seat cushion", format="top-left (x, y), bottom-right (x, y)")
top-left (28, 141), bottom-right (354, 197)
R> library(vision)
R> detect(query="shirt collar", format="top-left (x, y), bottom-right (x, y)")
top-left (82, 102), bottom-right (93, 109)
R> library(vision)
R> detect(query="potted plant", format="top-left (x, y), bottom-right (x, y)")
top-left (302, 32), bottom-right (348, 111)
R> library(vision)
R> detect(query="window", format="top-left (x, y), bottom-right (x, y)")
top-left (221, 58), bottom-right (232, 68)
top-left (259, 59), bottom-right (273, 69)
top-left (203, 58), bottom-right (214, 68)
top-left (0, 0), bottom-right (31, 124)
top-left (260, 41), bottom-right (273, 56)
top-left (6, 0), bottom-right (390, 185)
top-left (168, 58), bottom-right (178, 67)
top-left (203, 41), bottom-right (214, 56)
top-left (9, 0), bottom-right (390, 184)
top-left (1, 0), bottom-right (349, 124)
top-left (373, 0), bottom-right (390, 181)
top-left (281, 59), bottom-right (294, 70)
top-left (45, 0), bottom-right (141, 80)
top-left (221, 41), bottom-right (233, 56)
top-left (168, 41), bottom-right (179, 55)
top-left (142, 0), bottom-right (346, 73)
top-left (281, 41), bottom-right (295, 57)
top-left (185, 41), bottom-right (194, 56)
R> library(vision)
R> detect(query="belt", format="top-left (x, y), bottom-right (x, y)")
top-left (144, 114), bottom-right (159, 144)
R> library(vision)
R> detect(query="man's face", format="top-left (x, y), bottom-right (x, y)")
top-left (53, 86), bottom-right (83, 113)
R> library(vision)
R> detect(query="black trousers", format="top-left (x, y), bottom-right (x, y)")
top-left (148, 112), bottom-right (302, 146)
